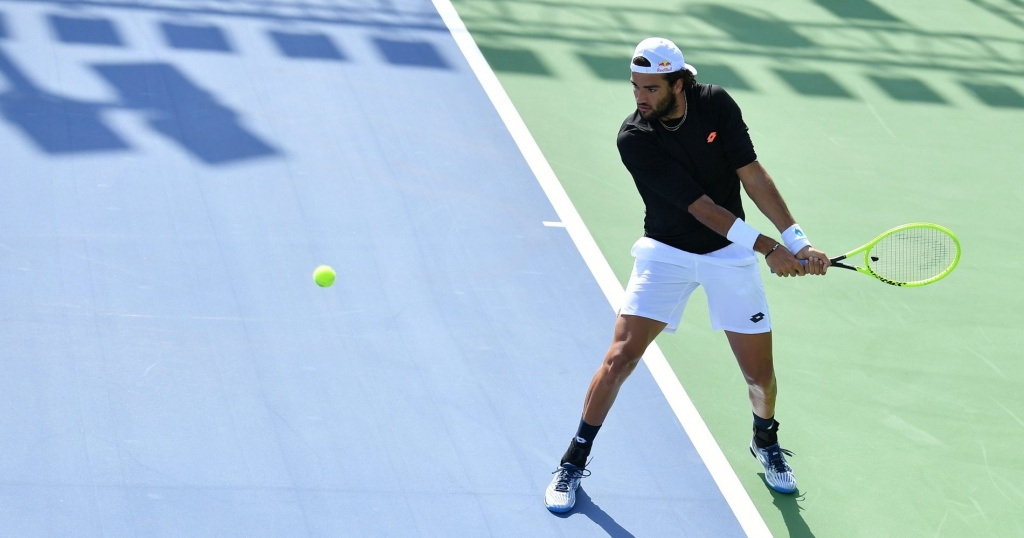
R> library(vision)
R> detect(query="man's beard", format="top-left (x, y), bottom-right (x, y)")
top-left (641, 93), bottom-right (678, 121)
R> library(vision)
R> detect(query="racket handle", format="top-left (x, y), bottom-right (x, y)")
top-left (769, 260), bottom-right (806, 274)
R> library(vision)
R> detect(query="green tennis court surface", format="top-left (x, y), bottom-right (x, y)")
top-left (452, 0), bottom-right (1024, 535)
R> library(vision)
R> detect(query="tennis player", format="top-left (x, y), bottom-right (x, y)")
top-left (544, 37), bottom-right (830, 513)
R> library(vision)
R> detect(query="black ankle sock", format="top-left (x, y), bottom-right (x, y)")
top-left (575, 419), bottom-right (602, 445)
top-left (753, 413), bottom-right (774, 432)
top-left (560, 419), bottom-right (601, 467)
top-left (752, 414), bottom-right (779, 448)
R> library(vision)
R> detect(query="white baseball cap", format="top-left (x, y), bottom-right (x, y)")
top-left (630, 37), bottom-right (697, 75)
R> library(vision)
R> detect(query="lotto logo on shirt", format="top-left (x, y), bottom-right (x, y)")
top-left (657, 61), bottom-right (673, 72)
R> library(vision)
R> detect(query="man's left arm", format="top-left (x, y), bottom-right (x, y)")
top-left (736, 161), bottom-right (830, 274)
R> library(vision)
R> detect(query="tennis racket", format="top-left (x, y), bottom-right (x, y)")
top-left (780, 223), bottom-right (961, 287)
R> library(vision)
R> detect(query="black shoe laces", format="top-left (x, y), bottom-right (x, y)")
top-left (765, 446), bottom-right (794, 473)
top-left (552, 466), bottom-right (591, 492)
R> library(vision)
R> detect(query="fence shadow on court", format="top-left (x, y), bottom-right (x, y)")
top-left (456, 0), bottom-right (1024, 108)
top-left (0, 1), bottom-right (457, 164)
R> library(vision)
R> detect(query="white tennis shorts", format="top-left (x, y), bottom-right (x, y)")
top-left (620, 237), bottom-right (772, 334)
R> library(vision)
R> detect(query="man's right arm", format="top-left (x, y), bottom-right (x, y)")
top-left (687, 195), bottom-right (807, 276)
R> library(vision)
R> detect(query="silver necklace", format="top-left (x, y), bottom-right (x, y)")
top-left (659, 92), bottom-right (688, 132)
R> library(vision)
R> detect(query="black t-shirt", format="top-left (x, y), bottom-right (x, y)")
top-left (617, 83), bottom-right (757, 254)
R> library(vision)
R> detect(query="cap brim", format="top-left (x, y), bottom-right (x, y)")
top-left (629, 62), bottom-right (697, 75)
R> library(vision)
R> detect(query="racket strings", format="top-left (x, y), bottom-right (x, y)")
top-left (867, 227), bottom-right (958, 284)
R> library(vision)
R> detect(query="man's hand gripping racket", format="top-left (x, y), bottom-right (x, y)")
top-left (773, 223), bottom-right (961, 287)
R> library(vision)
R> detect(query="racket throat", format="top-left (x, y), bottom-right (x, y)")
top-left (829, 255), bottom-right (856, 271)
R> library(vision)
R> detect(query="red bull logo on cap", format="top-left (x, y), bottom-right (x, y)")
top-left (657, 60), bottom-right (673, 72)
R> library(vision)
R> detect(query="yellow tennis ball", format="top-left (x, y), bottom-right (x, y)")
top-left (313, 265), bottom-right (336, 288)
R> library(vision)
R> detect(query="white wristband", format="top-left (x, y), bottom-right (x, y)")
top-left (726, 218), bottom-right (761, 251)
top-left (781, 224), bottom-right (811, 255)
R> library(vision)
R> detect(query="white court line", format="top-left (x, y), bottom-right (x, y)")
top-left (431, 1), bottom-right (771, 536)
top-left (430, 2), bottom-right (770, 532)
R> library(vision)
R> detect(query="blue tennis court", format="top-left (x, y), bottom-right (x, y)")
top-left (0, 0), bottom-right (764, 535)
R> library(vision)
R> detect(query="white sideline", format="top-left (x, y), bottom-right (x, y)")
top-left (430, 1), bottom-right (772, 536)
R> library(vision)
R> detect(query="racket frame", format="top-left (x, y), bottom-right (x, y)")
top-left (829, 222), bottom-right (961, 287)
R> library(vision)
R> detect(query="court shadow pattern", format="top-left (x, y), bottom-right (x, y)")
top-left (869, 74), bottom-right (948, 104)
top-left (50, 14), bottom-right (124, 46)
top-left (0, 6), bottom-right (457, 163)
top-left (774, 69), bottom-right (854, 99)
top-left (270, 30), bottom-right (346, 60)
top-left (161, 21), bottom-right (233, 52)
top-left (0, 48), bottom-right (129, 153)
top-left (479, 44), bottom-right (550, 75)
top-left (962, 80), bottom-right (1024, 108)
top-left (455, 0), bottom-right (1024, 110)
top-left (813, 0), bottom-right (903, 23)
top-left (95, 63), bottom-right (280, 164)
top-left (578, 51), bottom-right (756, 92)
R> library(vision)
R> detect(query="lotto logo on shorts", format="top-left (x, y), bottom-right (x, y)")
top-left (750, 312), bottom-right (765, 323)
